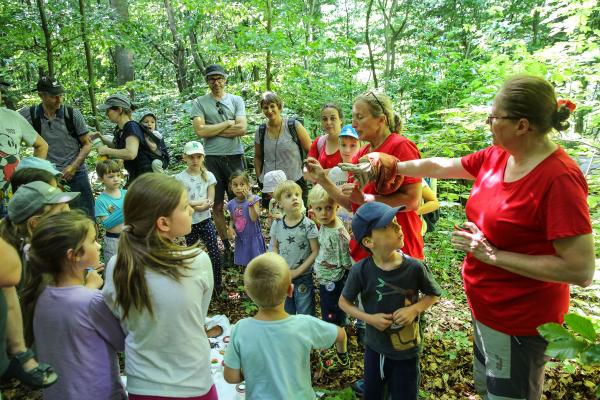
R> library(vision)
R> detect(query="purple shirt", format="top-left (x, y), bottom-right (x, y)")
top-left (34, 286), bottom-right (126, 400)
top-left (226, 196), bottom-right (266, 266)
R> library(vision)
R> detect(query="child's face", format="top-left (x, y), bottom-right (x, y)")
top-left (368, 219), bottom-right (404, 253)
top-left (141, 116), bottom-right (156, 131)
top-left (101, 172), bottom-right (122, 190)
top-left (78, 225), bottom-right (101, 269)
top-left (184, 153), bottom-right (204, 171)
top-left (311, 199), bottom-right (338, 227)
top-left (162, 190), bottom-right (194, 239)
top-left (339, 136), bottom-right (360, 162)
top-left (278, 189), bottom-right (303, 214)
top-left (230, 176), bottom-right (250, 199)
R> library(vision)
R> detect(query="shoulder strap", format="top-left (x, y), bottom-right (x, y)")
top-left (259, 123), bottom-right (267, 160)
top-left (63, 106), bottom-right (79, 143)
top-left (287, 118), bottom-right (305, 162)
top-left (30, 105), bottom-right (41, 134)
top-left (317, 134), bottom-right (327, 154)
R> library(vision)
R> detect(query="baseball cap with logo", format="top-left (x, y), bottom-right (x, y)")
top-left (183, 141), bottom-right (205, 155)
top-left (204, 65), bottom-right (227, 78)
top-left (351, 202), bottom-right (406, 245)
top-left (7, 181), bottom-right (80, 224)
top-left (36, 77), bottom-right (64, 96)
top-left (98, 94), bottom-right (132, 111)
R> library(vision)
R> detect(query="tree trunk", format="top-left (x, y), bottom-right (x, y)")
top-left (109, 0), bottom-right (134, 85)
top-left (35, 0), bottom-right (54, 77)
top-left (77, 0), bottom-right (99, 130)
top-left (163, 0), bottom-right (188, 93)
top-left (366, 0), bottom-right (378, 88)
top-left (265, 0), bottom-right (272, 90)
top-left (187, 23), bottom-right (206, 73)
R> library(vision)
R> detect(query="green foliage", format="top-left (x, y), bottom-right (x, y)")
top-left (538, 313), bottom-right (600, 364)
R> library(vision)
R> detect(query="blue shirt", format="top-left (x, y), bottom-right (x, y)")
top-left (224, 315), bottom-right (338, 399)
top-left (95, 189), bottom-right (126, 229)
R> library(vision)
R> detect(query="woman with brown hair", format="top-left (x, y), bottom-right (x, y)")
top-left (361, 75), bottom-right (594, 399)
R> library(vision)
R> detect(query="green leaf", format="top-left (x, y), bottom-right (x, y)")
top-left (564, 313), bottom-right (598, 341)
top-left (545, 337), bottom-right (587, 360)
top-left (580, 344), bottom-right (600, 365)
top-left (537, 323), bottom-right (573, 341)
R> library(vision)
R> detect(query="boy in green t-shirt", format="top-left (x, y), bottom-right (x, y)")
top-left (340, 202), bottom-right (441, 400)
top-left (223, 252), bottom-right (347, 399)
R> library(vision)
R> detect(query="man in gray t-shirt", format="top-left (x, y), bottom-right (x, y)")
top-left (19, 77), bottom-right (95, 218)
top-left (191, 65), bottom-right (247, 258)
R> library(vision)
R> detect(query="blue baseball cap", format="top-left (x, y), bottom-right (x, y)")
top-left (339, 125), bottom-right (358, 140)
top-left (352, 202), bottom-right (405, 244)
top-left (16, 157), bottom-right (61, 176)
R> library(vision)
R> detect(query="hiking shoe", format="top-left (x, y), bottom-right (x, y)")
top-left (351, 378), bottom-right (365, 396)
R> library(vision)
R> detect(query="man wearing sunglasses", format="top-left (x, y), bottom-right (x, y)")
top-left (191, 64), bottom-right (247, 262)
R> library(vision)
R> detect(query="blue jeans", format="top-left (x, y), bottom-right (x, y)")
top-left (319, 273), bottom-right (348, 326)
top-left (66, 168), bottom-right (95, 219)
top-left (284, 273), bottom-right (315, 316)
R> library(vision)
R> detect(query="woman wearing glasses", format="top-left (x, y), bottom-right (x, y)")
top-left (305, 91), bottom-right (424, 262)
top-left (366, 76), bottom-right (594, 399)
top-left (254, 92), bottom-right (312, 205)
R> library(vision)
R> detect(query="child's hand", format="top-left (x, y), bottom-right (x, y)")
top-left (85, 269), bottom-right (104, 289)
top-left (289, 268), bottom-right (301, 280)
top-left (367, 313), bottom-right (393, 332)
top-left (242, 186), bottom-right (251, 200)
top-left (227, 226), bottom-right (236, 240)
top-left (392, 306), bottom-right (419, 327)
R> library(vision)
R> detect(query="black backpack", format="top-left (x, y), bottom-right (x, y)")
top-left (30, 104), bottom-right (80, 147)
top-left (258, 118), bottom-right (305, 169)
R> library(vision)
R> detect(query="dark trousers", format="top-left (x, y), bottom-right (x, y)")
top-left (67, 168), bottom-right (95, 219)
top-left (363, 346), bottom-right (420, 400)
top-left (185, 219), bottom-right (222, 289)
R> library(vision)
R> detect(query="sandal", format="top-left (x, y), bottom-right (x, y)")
top-left (5, 348), bottom-right (58, 389)
top-left (321, 348), bottom-right (349, 373)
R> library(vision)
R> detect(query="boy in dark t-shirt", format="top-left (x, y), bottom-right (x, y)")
top-left (340, 202), bottom-right (441, 400)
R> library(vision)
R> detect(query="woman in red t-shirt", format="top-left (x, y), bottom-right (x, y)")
top-left (306, 103), bottom-right (344, 172)
top-left (373, 76), bottom-right (594, 399)
top-left (305, 92), bottom-right (424, 261)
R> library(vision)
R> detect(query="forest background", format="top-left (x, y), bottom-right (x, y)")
top-left (1, 0), bottom-right (599, 398)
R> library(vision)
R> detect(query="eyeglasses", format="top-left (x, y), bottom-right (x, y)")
top-left (485, 115), bottom-right (521, 125)
top-left (208, 76), bottom-right (225, 84)
top-left (368, 91), bottom-right (390, 128)
top-left (216, 101), bottom-right (225, 117)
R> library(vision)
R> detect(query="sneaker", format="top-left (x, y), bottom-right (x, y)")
top-left (351, 378), bottom-right (365, 396)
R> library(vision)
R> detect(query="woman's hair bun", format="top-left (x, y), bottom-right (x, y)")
top-left (552, 104), bottom-right (571, 132)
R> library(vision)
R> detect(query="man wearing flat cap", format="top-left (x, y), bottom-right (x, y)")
top-left (19, 76), bottom-right (95, 218)
top-left (191, 64), bottom-right (247, 259)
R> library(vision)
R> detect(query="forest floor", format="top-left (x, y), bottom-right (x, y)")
top-left (1, 216), bottom-right (599, 400)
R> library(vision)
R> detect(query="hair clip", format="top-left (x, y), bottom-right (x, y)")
top-left (557, 99), bottom-right (576, 113)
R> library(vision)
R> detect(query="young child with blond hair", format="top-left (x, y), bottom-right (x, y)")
top-left (95, 159), bottom-right (126, 263)
top-left (223, 252), bottom-right (347, 399)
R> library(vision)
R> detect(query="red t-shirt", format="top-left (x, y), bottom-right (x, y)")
top-left (461, 146), bottom-right (592, 336)
top-left (307, 135), bottom-right (342, 169)
top-left (348, 133), bottom-right (424, 261)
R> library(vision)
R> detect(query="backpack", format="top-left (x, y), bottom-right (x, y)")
top-left (30, 105), bottom-right (80, 147)
top-left (258, 118), bottom-right (305, 169)
top-left (131, 121), bottom-right (170, 169)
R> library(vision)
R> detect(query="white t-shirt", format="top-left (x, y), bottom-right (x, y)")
top-left (175, 169), bottom-right (217, 224)
top-left (0, 108), bottom-right (38, 188)
top-left (102, 250), bottom-right (214, 397)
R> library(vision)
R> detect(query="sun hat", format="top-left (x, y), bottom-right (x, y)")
top-left (15, 157), bottom-right (61, 176)
top-left (262, 170), bottom-right (287, 193)
top-left (98, 94), bottom-right (132, 111)
top-left (36, 77), bottom-right (64, 96)
top-left (183, 141), bottom-right (205, 155)
top-left (339, 125), bottom-right (359, 140)
top-left (352, 202), bottom-right (405, 244)
top-left (7, 181), bottom-right (80, 224)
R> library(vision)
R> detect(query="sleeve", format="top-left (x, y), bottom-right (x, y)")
top-left (16, 111), bottom-right (38, 146)
top-left (95, 195), bottom-right (110, 218)
top-left (305, 219), bottom-right (319, 239)
top-left (233, 95), bottom-right (246, 117)
top-left (101, 259), bottom-right (121, 318)
top-left (88, 291), bottom-right (125, 351)
top-left (543, 171), bottom-right (592, 240)
top-left (341, 262), bottom-right (363, 302)
top-left (223, 322), bottom-right (242, 369)
top-left (307, 137), bottom-right (320, 159)
top-left (337, 227), bottom-right (352, 269)
top-left (460, 147), bottom-right (494, 179)
top-left (306, 316), bottom-right (339, 350)
top-left (102, 208), bottom-right (124, 229)
top-left (416, 261), bottom-right (443, 297)
top-left (72, 108), bottom-right (89, 136)
top-left (391, 139), bottom-right (421, 186)
top-left (190, 98), bottom-right (205, 119)
top-left (18, 107), bottom-right (32, 123)
top-left (207, 171), bottom-right (217, 186)
top-left (123, 122), bottom-right (145, 143)
top-left (270, 220), bottom-right (281, 244)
